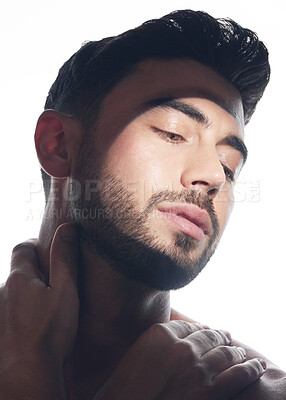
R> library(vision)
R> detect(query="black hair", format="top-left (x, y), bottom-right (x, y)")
top-left (42, 9), bottom-right (270, 200)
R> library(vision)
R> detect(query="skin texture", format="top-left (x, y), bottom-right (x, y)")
top-left (0, 228), bottom-right (269, 400)
top-left (0, 224), bottom-right (79, 399)
top-left (1, 59), bottom-right (285, 399)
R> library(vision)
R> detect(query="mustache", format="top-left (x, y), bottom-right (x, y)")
top-left (144, 189), bottom-right (220, 237)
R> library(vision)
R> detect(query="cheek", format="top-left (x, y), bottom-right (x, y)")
top-left (101, 131), bottom-right (174, 208)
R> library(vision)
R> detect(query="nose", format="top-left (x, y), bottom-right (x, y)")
top-left (180, 149), bottom-right (226, 200)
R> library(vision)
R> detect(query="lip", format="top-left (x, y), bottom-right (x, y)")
top-left (158, 204), bottom-right (211, 240)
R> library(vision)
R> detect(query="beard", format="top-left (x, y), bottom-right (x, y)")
top-left (69, 161), bottom-right (220, 291)
top-left (68, 133), bottom-right (220, 291)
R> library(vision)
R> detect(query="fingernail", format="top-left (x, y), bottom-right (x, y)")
top-left (259, 359), bottom-right (267, 370)
top-left (61, 224), bottom-right (77, 242)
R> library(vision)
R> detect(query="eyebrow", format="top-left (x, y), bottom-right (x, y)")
top-left (141, 97), bottom-right (248, 164)
top-left (142, 97), bottom-right (209, 126)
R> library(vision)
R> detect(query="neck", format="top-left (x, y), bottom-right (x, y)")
top-left (37, 197), bottom-right (171, 398)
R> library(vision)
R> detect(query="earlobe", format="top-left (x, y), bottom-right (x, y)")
top-left (35, 110), bottom-right (73, 178)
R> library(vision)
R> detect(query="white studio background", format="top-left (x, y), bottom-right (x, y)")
top-left (1, 0), bottom-right (285, 370)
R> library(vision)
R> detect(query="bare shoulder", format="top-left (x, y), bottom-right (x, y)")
top-left (231, 338), bottom-right (286, 400)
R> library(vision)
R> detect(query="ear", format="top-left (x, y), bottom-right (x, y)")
top-left (35, 110), bottom-right (81, 178)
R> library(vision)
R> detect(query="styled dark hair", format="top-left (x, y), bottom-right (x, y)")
top-left (42, 9), bottom-right (270, 199)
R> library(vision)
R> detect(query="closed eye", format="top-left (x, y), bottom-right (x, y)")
top-left (152, 127), bottom-right (184, 144)
top-left (222, 165), bottom-right (235, 183)
top-left (152, 126), bottom-right (236, 182)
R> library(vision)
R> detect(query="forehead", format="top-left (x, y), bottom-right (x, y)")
top-left (97, 58), bottom-right (244, 136)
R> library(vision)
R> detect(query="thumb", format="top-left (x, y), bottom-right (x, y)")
top-left (49, 222), bottom-right (79, 291)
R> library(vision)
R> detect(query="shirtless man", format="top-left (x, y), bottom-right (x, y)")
top-left (1, 9), bottom-right (285, 399)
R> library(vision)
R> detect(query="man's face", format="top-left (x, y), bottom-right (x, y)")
top-left (71, 59), bottom-right (245, 290)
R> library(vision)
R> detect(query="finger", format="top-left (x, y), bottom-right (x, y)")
top-left (49, 223), bottom-right (79, 291)
top-left (185, 329), bottom-right (231, 356)
top-left (202, 345), bottom-right (247, 375)
top-left (214, 358), bottom-right (266, 398)
top-left (10, 239), bottom-right (42, 280)
top-left (170, 308), bottom-right (210, 329)
top-left (164, 320), bottom-right (206, 339)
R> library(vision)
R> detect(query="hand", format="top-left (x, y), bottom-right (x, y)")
top-left (94, 320), bottom-right (266, 400)
top-left (0, 223), bottom-right (79, 400)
